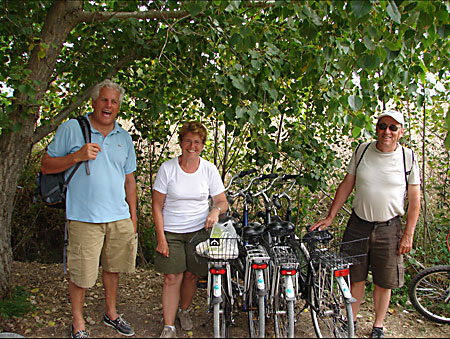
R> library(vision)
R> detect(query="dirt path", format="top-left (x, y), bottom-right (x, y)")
top-left (1, 261), bottom-right (448, 338)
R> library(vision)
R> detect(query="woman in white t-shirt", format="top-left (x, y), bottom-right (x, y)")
top-left (152, 121), bottom-right (228, 338)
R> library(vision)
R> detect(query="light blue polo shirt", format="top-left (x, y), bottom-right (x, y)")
top-left (47, 113), bottom-right (137, 223)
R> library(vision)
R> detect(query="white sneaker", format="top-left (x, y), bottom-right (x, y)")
top-left (159, 326), bottom-right (176, 338)
top-left (178, 309), bottom-right (193, 331)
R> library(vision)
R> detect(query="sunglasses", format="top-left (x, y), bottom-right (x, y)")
top-left (377, 123), bottom-right (401, 131)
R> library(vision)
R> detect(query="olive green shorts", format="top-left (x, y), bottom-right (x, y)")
top-left (67, 218), bottom-right (138, 288)
top-left (154, 229), bottom-right (208, 276)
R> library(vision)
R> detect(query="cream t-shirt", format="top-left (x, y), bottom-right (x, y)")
top-left (347, 142), bottom-right (420, 222)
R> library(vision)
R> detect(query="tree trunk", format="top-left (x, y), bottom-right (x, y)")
top-left (0, 0), bottom-right (83, 298)
top-left (0, 119), bottom-right (35, 297)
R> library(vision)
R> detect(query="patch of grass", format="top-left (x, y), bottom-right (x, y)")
top-left (0, 285), bottom-right (33, 319)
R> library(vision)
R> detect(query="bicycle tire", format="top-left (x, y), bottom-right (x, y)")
top-left (213, 302), bottom-right (221, 338)
top-left (296, 242), bottom-right (315, 312)
top-left (311, 266), bottom-right (354, 338)
top-left (248, 271), bottom-right (266, 338)
top-left (274, 298), bottom-right (295, 338)
top-left (408, 265), bottom-right (450, 324)
top-left (212, 274), bottom-right (231, 338)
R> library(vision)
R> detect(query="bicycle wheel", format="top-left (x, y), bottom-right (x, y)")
top-left (408, 265), bottom-right (450, 324)
top-left (212, 274), bottom-right (231, 338)
top-left (311, 266), bottom-right (354, 338)
top-left (296, 242), bottom-right (315, 311)
top-left (274, 296), bottom-right (295, 338)
top-left (248, 271), bottom-right (265, 338)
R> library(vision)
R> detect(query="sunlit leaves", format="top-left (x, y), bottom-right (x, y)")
top-left (387, 1), bottom-right (401, 24)
top-left (348, 95), bottom-right (362, 111)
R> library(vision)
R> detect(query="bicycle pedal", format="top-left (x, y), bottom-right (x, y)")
top-left (197, 280), bottom-right (207, 289)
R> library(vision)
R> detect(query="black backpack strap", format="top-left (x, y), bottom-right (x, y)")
top-left (355, 142), bottom-right (371, 171)
top-left (402, 146), bottom-right (415, 190)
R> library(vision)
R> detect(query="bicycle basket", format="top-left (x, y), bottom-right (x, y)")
top-left (189, 220), bottom-right (241, 263)
top-left (311, 237), bottom-right (369, 270)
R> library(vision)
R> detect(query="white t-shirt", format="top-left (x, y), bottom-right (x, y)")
top-left (153, 157), bottom-right (225, 233)
top-left (347, 142), bottom-right (420, 222)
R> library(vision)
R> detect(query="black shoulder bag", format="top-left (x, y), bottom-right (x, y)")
top-left (34, 116), bottom-right (91, 209)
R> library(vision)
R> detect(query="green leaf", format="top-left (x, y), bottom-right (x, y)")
top-left (363, 36), bottom-right (376, 51)
top-left (136, 100), bottom-right (147, 109)
top-left (437, 25), bottom-right (450, 39)
top-left (229, 74), bottom-right (247, 93)
top-left (445, 107), bottom-right (450, 129)
top-left (351, 0), bottom-right (372, 18)
top-left (229, 33), bottom-right (242, 46)
top-left (185, 3), bottom-right (203, 17)
top-left (387, 1), bottom-right (401, 24)
top-left (352, 126), bottom-right (362, 138)
top-left (445, 133), bottom-right (450, 150)
top-left (348, 95), bottom-right (363, 111)
top-left (323, 46), bottom-right (332, 61)
top-left (268, 87), bottom-right (278, 101)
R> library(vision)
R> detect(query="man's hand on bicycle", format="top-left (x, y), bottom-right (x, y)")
top-left (309, 217), bottom-right (333, 231)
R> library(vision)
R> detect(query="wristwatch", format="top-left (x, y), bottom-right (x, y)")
top-left (214, 206), bottom-right (222, 213)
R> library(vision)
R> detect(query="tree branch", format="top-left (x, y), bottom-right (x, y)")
top-left (32, 53), bottom-right (136, 143)
top-left (74, 10), bottom-right (192, 23)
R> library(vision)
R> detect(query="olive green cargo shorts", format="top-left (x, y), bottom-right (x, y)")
top-left (154, 229), bottom-right (208, 276)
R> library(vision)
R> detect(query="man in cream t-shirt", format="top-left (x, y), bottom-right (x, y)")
top-left (311, 110), bottom-right (421, 338)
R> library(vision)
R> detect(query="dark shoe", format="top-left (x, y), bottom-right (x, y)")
top-left (103, 313), bottom-right (135, 337)
top-left (71, 326), bottom-right (89, 338)
top-left (178, 309), bottom-right (193, 330)
top-left (371, 327), bottom-right (385, 338)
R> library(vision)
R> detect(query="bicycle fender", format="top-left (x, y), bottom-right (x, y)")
top-left (335, 276), bottom-right (354, 300)
top-left (285, 276), bottom-right (296, 301)
top-left (256, 270), bottom-right (266, 292)
top-left (213, 275), bottom-right (222, 299)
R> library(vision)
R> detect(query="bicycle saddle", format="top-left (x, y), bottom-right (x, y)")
top-left (266, 220), bottom-right (285, 237)
top-left (302, 229), bottom-right (333, 244)
top-left (243, 222), bottom-right (265, 241)
top-left (281, 221), bottom-right (295, 235)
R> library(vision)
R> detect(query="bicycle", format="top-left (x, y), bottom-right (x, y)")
top-left (250, 174), bottom-right (300, 338)
top-left (226, 171), bottom-right (276, 338)
top-left (408, 229), bottom-right (450, 323)
top-left (294, 229), bottom-right (367, 338)
top-left (190, 217), bottom-right (241, 338)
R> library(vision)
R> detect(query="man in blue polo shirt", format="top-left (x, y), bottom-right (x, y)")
top-left (41, 80), bottom-right (137, 338)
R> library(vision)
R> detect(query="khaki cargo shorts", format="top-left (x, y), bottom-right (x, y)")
top-left (154, 229), bottom-right (208, 276)
top-left (342, 212), bottom-right (404, 289)
top-left (67, 218), bottom-right (138, 288)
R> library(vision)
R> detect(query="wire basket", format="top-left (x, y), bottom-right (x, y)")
top-left (311, 237), bottom-right (369, 270)
top-left (189, 230), bottom-right (241, 264)
top-left (267, 245), bottom-right (299, 268)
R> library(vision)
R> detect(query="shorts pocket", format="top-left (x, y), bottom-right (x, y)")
top-left (397, 255), bottom-right (405, 288)
top-left (67, 243), bottom-right (82, 279)
top-left (128, 233), bottom-right (138, 267)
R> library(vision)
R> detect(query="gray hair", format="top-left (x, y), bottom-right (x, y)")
top-left (92, 79), bottom-right (125, 105)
